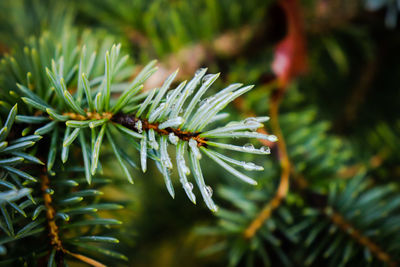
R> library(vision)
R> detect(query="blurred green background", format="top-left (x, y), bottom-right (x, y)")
top-left (0, 0), bottom-right (399, 266)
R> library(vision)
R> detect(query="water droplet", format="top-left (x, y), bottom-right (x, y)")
top-left (243, 162), bottom-right (256, 171)
top-left (244, 117), bottom-right (258, 124)
top-left (205, 185), bottom-right (213, 197)
top-left (243, 162), bottom-right (257, 171)
top-left (195, 68), bottom-right (206, 76)
top-left (184, 182), bottom-right (194, 191)
top-left (243, 143), bottom-right (255, 151)
top-left (168, 132), bottom-right (179, 145)
top-left (149, 103), bottom-right (166, 122)
top-left (199, 98), bottom-right (208, 107)
top-left (184, 166), bottom-right (191, 175)
top-left (135, 120), bottom-right (143, 133)
top-left (150, 140), bottom-right (158, 150)
top-left (199, 96), bottom-right (215, 108)
top-left (267, 135), bottom-right (278, 142)
top-left (202, 74), bottom-right (214, 84)
top-left (162, 159), bottom-right (172, 169)
top-left (244, 117), bottom-right (261, 131)
top-left (260, 146), bottom-right (271, 154)
top-left (189, 139), bottom-right (197, 147)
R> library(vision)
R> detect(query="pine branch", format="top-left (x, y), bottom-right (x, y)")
top-left (195, 101), bottom-right (399, 266)
top-left (325, 207), bottom-right (396, 266)
top-left (0, 27), bottom-right (277, 265)
top-left (298, 174), bottom-right (400, 266)
top-left (1, 30), bottom-right (276, 210)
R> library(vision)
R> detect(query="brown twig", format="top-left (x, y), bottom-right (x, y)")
top-left (244, 90), bottom-right (291, 239)
top-left (111, 113), bottom-right (208, 147)
top-left (41, 168), bottom-right (108, 267)
top-left (62, 111), bottom-right (113, 121)
top-left (325, 208), bottom-right (397, 267)
top-left (41, 170), bottom-right (63, 252)
top-left (65, 251), bottom-right (106, 267)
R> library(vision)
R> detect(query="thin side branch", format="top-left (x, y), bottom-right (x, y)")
top-left (41, 168), bottom-right (108, 267)
top-left (325, 208), bottom-right (397, 267)
top-left (63, 111), bottom-right (113, 121)
top-left (40, 168), bottom-right (66, 267)
top-left (65, 250), bottom-right (106, 267)
top-left (41, 170), bottom-right (63, 251)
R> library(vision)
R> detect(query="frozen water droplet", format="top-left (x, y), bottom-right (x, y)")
top-left (243, 143), bottom-right (254, 151)
top-left (267, 135), bottom-right (278, 142)
top-left (260, 146), bottom-right (271, 154)
top-left (135, 120), bottom-right (143, 133)
top-left (184, 182), bottom-right (194, 191)
top-left (205, 185), bottom-right (213, 197)
top-left (168, 132), bottom-right (179, 145)
top-left (202, 74), bottom-right (214, 84)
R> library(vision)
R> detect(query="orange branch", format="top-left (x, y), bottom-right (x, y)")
top-left (41, 170), bottom-right (63, 251)
top-left (244, 91), bottom-right (290, 239)
top-left (65, 251), bottom-right (106, 267)
top-left (326, 208), bottom-right (397, 266)
top-left (62, 111), bottom-right (113, 121)
top-left (41, 169), bottom-right (107, 267)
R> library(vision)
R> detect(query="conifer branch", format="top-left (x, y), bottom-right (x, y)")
top-left (325, 208), bottom-right (397, 267)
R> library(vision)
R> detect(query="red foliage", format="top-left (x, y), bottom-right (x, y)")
top-left (272, 0), bottom-right (308, 88)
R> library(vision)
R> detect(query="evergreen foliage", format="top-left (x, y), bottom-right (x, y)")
top-left (0, 0), bottom-right (399, 266)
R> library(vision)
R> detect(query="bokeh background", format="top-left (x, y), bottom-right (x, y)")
top-left (1, 0), bottom-right (399, 266)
